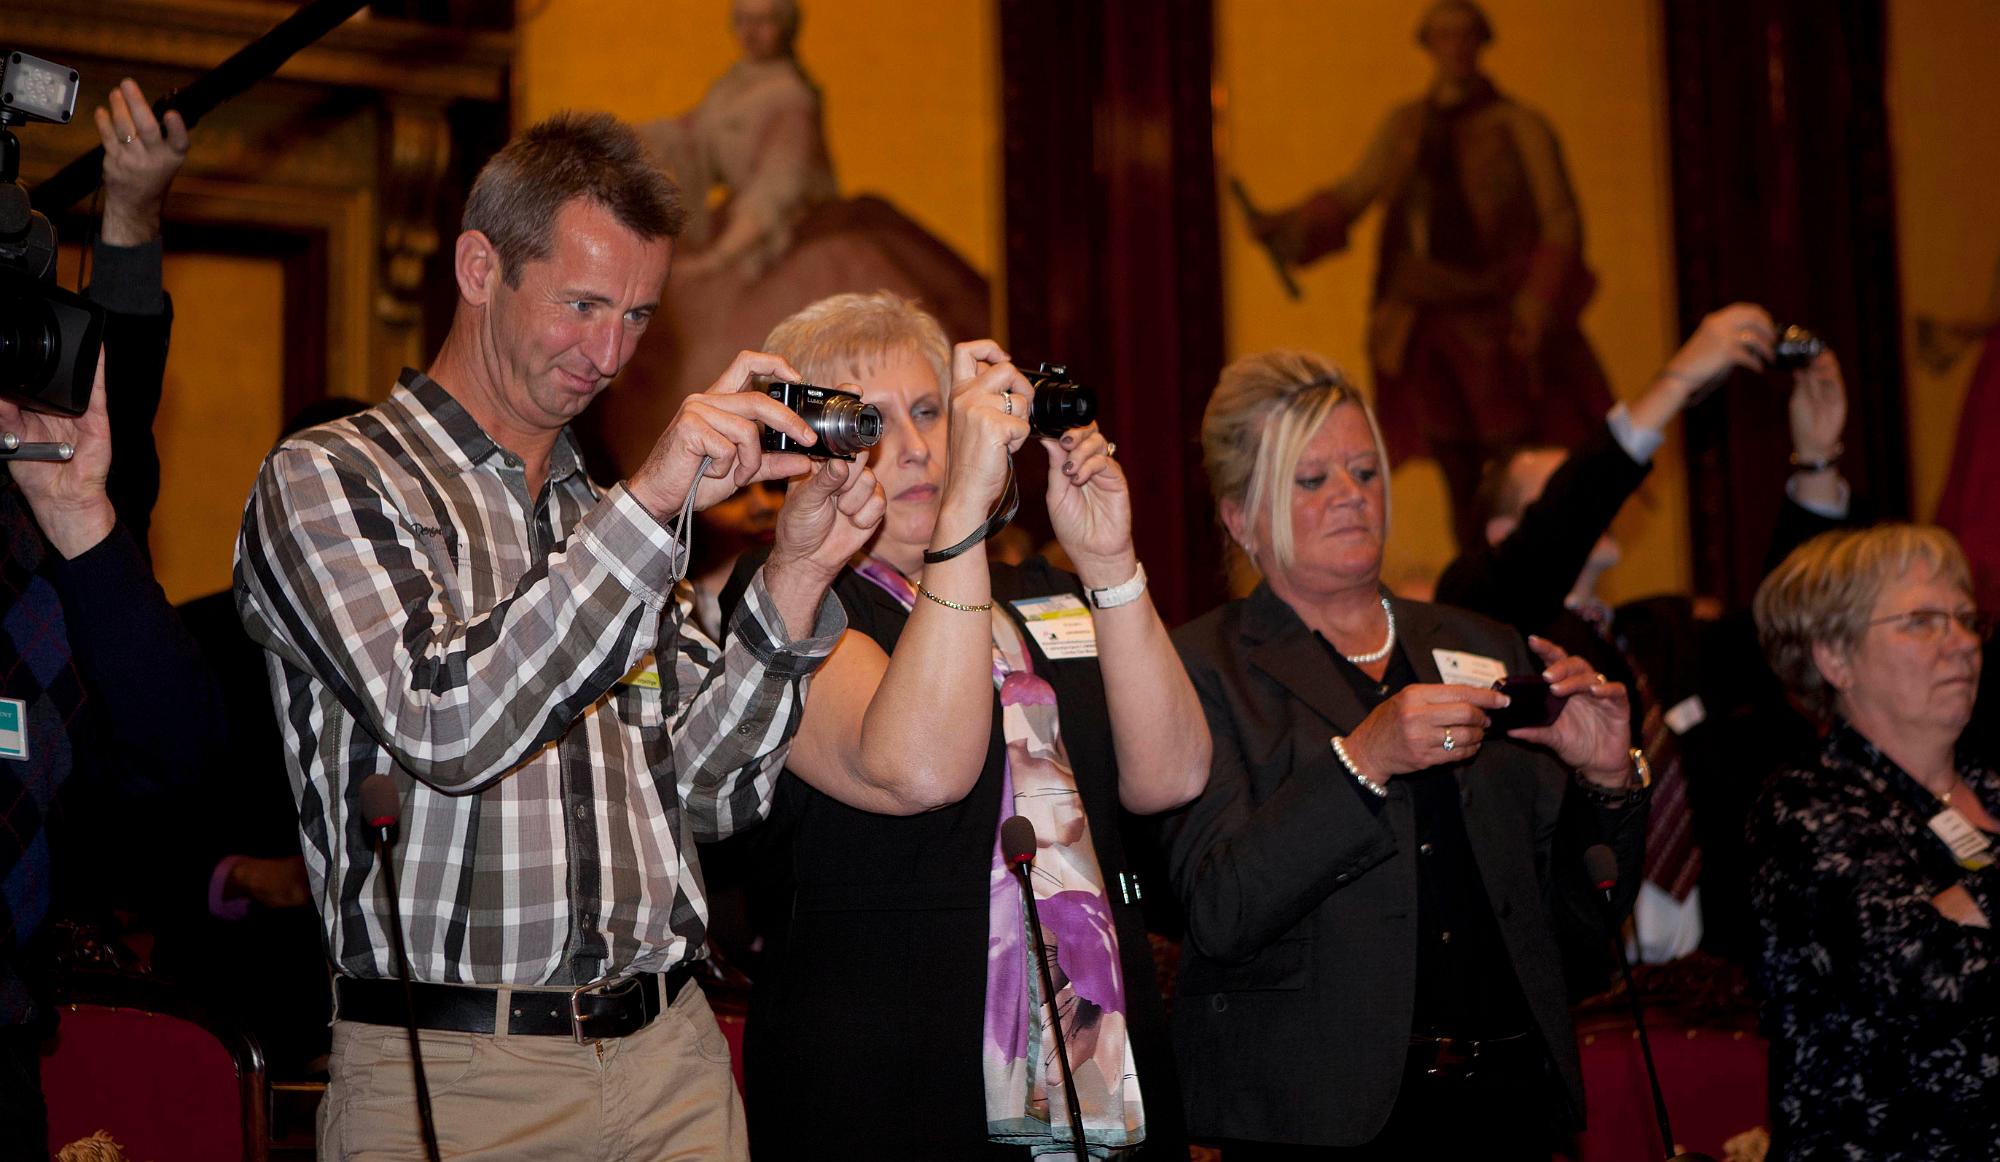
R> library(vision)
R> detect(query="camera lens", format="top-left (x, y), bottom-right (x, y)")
top-left (0, 282), bottom-right (60, 395)
top-left (809, 393), bottom-right (883, 459)
top-left (1772, 324), bottom-right (1825, 371)
top-left (1030, 383), bottom-right (1096, 438)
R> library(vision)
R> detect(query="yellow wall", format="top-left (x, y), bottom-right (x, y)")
top-left (514, 0), bottom-right (999, 277)
top-left (1217, 0), bottom-right (1681, 603)
top-left (1888, 0), bottom-right (2000, 521)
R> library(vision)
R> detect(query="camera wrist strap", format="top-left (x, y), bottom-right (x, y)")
top-left (923, 461), bottom-right (1018, 565)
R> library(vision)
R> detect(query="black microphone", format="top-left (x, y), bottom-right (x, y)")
top-left (1001, 815), bottom-right (1089, 1162)
top-left (360, 774), bottom-right (442, 1162)
top-left (1582, 844), bottom-right (1715, 1162)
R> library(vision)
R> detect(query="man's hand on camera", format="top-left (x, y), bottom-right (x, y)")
top-left (94, 78), bottom-right (190, 248)
top-left (1, 348), bottom-right (115, 559)
top-left (763, 451), bottom-right (885, 635)
top-left (627, 349), bottom-right (818, 519)
top-left (1629, 302), bottom-right (1776, 433)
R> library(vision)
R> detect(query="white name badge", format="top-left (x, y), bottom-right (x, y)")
top-left (1011, 595), bottom-right (1098, 660)
top-left (1927, 806), bottom-right (1996, 871)
top-left (1665, 694), bottom-right (1707, 735)
top-left (0, 697), bottom-right (26, 761)
top-left (1432, 649), bottom-right (1508, 689)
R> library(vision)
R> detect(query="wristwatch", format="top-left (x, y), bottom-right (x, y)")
top-left (1085, 562), bottom-right (1148, 610)
top-left (1575, 747), bottom-right (1651, 807)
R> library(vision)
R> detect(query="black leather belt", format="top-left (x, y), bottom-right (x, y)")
top-left (1405, 1031), bottom-right (1534, 1081)
top-left (336, 965), bottom-right (694, 1042)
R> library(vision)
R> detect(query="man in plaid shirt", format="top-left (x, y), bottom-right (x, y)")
top-left (236, 112), bottom-right (885, 1159)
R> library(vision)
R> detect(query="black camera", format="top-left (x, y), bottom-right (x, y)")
top-left (1020, 362), bottom-right (1097, 438)
top-left (2, 50), bottom-right (101, 419)
top-left (1771, 324), bottom-right (1826, 371)
top-left (761, 381), bottom-right (883, 461)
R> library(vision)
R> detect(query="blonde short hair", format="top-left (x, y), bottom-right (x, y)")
top-left (763, 291), bottom-right (951, 397)
top-left (1753, 524), bottom-right (1973, 721)
top-left (1200, 350), bottom-right (1390, 573)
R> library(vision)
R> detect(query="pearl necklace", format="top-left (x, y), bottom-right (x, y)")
top-left (1342, 595), bottom-right (1397, 666)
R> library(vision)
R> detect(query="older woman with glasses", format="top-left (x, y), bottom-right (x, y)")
top-left (1749, 525), bottom-right (1998, 1160)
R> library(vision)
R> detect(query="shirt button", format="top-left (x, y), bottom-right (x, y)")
top-left (1440, 930), bottom-right (1453, 945)
top-left (575, 805), bottom-right (587, 821)
top-left (737, 723), bottom-right (755, 736)
top-left (1420, 842), bottom-right (1435, 856)
top-left (1334, 872), bottom-right (1351, 884)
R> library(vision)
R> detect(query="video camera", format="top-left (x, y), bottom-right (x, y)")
top-left (2, 50), bottom-right (103, 420)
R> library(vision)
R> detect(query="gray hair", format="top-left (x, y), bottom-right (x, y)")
top-left (763, 291), bottom-right (951, 396)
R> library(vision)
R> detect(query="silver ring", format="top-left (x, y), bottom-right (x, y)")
top-left (1593, 672), bottom-right (1608, 686)
top-left (1002, 392), bottom-right (1014, 416)
top-left (1105, 441), bottom-right (1117, 457)
top-left (121, 133), bottom-right (136, 144)
top-left (1442, 727), bottom-right (1456, 752)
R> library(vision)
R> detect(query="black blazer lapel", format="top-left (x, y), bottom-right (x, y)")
top-left (1241, 584), bottom-right (1373, 735)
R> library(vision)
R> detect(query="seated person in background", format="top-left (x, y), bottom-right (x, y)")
top-left (0, 80), bottom-right (221, 1150)
top-left (1435, 302), bottom-right (1851, 966)
top-left (1748, 524), bottom-right (1996, 1161)
top-left (721, 291), bottom-right (1208, 1160)
top-left (236, 113), bottom-right (874, 1158)
top-left (1164, 350), bottom-right (1644, 1158)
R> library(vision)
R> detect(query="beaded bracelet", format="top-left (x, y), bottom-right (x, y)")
top-left (1331, 735), bottom-right (1388, 799)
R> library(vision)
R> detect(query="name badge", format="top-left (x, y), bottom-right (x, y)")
top-left (1432, 649), bottom-right (1507, 688)
top-left (1011, 595), bottom-right (1098, 660)
top-left (1664, 695), bottom-right (1707, 735)
top-left (618, 655), bottom-right (661, 689)
top-left (1927, 806), bottom-right (1996, 871)
top-left (0, 697), bottom-right (25, 761)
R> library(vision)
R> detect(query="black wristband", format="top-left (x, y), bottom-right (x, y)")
top-left (923, 463), bottom-right (1019, 565)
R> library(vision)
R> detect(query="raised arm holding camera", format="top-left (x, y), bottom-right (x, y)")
top-left (234, 112), bottom-right (876, 1160)
top-left (715, 291), bottom-right (1208, 1159)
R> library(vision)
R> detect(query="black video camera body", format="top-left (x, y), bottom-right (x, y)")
top-left (761, 381), bottom-right (883, 461)
top-left (2, 50), bottom-right (101, 418)
top-left (1019, 362), bottom-right (1096, 438)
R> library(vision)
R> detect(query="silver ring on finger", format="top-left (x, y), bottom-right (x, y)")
top-left (1105, 441), bottom-right (1117, 457)
top-left (1002, 391), bottom-right (1014, 416)
top-left (122, 134), bottom-right (136, 144)
top-left (1593, 672), bottom-right (1608, 686)
top-left (1442, 726), bottom-right (1456, 753)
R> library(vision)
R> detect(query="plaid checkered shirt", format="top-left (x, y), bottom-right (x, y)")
top-left (235, 371), bottom-right (843, 986)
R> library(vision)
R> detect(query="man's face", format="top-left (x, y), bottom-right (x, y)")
top-left (1421, 7), bottom-right (1486, 83)
top-left (482, 198), bottom-right (673, 436)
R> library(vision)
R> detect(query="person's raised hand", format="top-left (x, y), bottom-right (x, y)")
top-left (1508, 636), bottom-right (1632, 785)
top-left (627, 349), bottom-right (817, 518)
top-left (93, 78), bottom-right (190, 247)
top-left (766, 449), bottom-right (887, 587)
top-left (934, 340), bottom-right (1031, 547)
top-left (1342, 682), bottom-right (1511, 787)
top-left (1042, 422), bottom-right (1136, 589)
top-left (1788, 349), bottom-right (1848, 465)
top-left (0, 347), bottom-right (115, 559)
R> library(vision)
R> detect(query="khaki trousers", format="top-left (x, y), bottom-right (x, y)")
top-left (318, 980), bottom-right (746, 1160)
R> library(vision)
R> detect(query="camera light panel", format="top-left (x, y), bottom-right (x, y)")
top-left (2, 53), bottom-right (80, 125)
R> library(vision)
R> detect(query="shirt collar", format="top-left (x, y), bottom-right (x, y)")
top-left (394, 368), bottom-right (591, 491)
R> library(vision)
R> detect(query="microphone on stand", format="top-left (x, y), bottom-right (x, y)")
top-left (1583, 845), bottom-right (1715, 1162)
top-left (1001, 815), bottom-right (1089, 1162)
top-left (360, 774), bottom-right (442, 1162)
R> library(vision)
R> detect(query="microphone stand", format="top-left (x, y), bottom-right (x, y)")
top-left (370, 823), bottom-right (442, 1162)
top-left (1008, 858), bottom-right (1090, 1162)
top-left (1607, 927), bottom-right (1685, 1162)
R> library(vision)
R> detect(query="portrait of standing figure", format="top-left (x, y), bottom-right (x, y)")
top-left (1247, 0), bottom-right (1612, 549)
top-left (588, 0), bottom-right (990, 476)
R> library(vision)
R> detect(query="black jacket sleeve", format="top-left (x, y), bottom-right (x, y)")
top-left (87, 239), bottom-right (174, 548)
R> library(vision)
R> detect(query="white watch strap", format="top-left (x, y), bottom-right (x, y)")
top-left (1086, 561), bottom-right (1148, 609)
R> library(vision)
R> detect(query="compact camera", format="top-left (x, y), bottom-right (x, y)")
top-left (761, 381), bottom-right (883, 461)
top-left (1771, 324), bottom-right (1826, 371)
top-left (1019, 362), bottom-right (1096, 438)
top-left (2, 50), bottom-right (100, 419)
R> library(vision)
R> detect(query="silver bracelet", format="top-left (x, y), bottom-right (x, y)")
top-left (1085, 561), bottom-right (1148, 610)
top-left (1331, 735), bottom-right (1388, 799)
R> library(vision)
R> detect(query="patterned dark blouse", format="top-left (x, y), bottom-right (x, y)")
top-left (1747, 721), bottom-right (1999, 1160)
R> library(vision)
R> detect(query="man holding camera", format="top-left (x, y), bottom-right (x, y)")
top-left (235, 112), bottom-right (883, 1158)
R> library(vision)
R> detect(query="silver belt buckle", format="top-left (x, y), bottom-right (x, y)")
top-left (568, 976), bottom-right (641, 1044)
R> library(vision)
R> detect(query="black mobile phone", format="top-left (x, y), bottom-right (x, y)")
top-left (1487, 674), bottom-right (1568, 732)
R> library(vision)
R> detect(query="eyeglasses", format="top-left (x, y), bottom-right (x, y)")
top-left (1865, 608), bottom-right (1995, 641)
